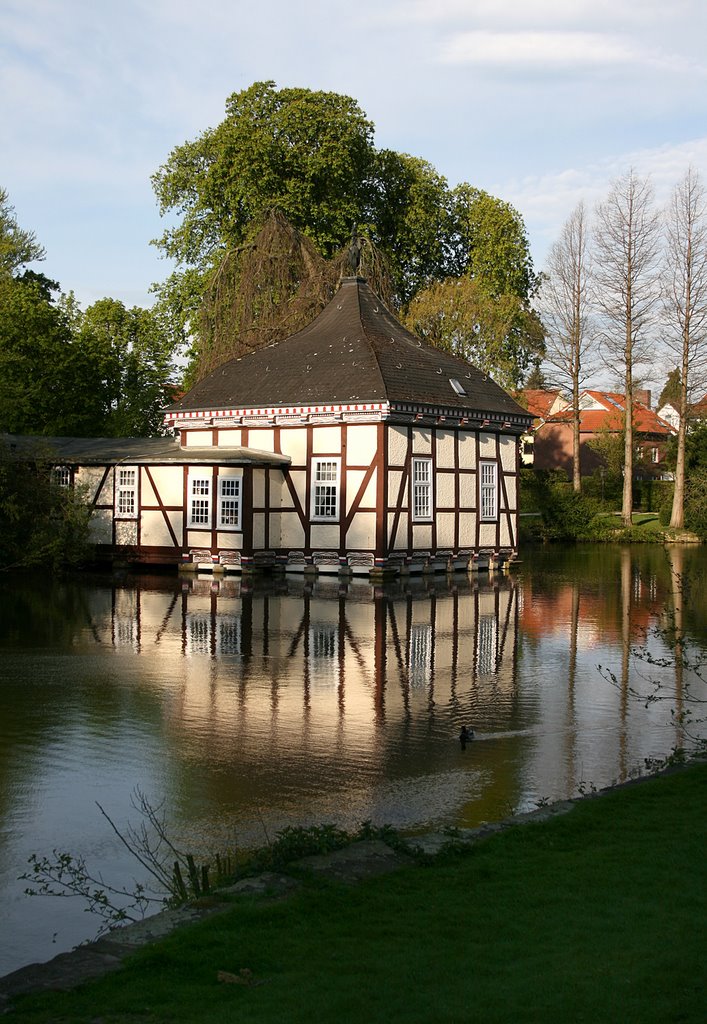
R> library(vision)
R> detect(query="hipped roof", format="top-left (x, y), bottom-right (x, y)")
top-left (168, 277), bottom-right (530, 422)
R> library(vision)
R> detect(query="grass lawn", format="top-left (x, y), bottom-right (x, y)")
top-left (12, 763), bottom-right (706, 1023)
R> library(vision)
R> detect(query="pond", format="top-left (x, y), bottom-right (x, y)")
top-left (0, 543), bottom-right (705, 977)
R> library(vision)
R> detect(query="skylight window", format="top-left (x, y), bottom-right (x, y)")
top-left (449, 378), bottom-right (467, 396)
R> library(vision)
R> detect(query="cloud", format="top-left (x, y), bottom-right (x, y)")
top-left (498, 136), bottom-right (707, 266)
top-left (439, 30), bottom-right (703, 76)
top-left (441, 30), bottom-right (636, 69)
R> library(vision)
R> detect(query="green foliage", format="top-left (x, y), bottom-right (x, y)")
top-left (151, 81), bottom-right (539, 383)
top-left (587, 424), bottom-right (626, 478)
top-left (521, 470), bottom-right (605, 540)
top-left (402, 275), bottom-right (545, 390)
top-left (0, 186), bottom-right (45, 276)
top-left (0, 190), bottom-right (178, 438)
top-left (153, 81), bottom-right (375, 266)
top-left (683, 469), bottom-right (707, 538)
top-left (450, 184), bottom-right (538, 299)
top-left (0, 440), bottom-right (93, 571)
top-left (76, 297), bottom-right (176, 436)
top-left (368, 150), bottom-right (454, 305)
top-left (658, 367), bottom-right (681, 409)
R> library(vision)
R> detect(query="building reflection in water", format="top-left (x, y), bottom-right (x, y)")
top-left (2, 548), bottom-right (703, 980)
top-left (97, 546), bottom-right (698, 851)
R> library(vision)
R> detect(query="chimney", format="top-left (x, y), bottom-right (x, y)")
top-left (634, 388), bottom-right (651, 408)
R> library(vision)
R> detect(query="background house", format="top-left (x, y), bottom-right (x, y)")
top-left (523, 388), bottom-right (676, 480)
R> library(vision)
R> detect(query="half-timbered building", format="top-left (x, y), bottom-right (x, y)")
top-left (6, 276), bottom-right (532, 577)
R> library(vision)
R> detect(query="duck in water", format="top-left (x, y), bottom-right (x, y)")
top-left (459, 724), bottom-right (474, 751)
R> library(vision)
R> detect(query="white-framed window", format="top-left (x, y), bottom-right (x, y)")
top-left (480, 461), bottom-right (498, 521)
top-left (189, 474), bottom-right (212, 528)
top-left (412, 457), bottom-right (432, 521)
top-left (217, 474), bottom-right (242, 530)
top-left (115, 467), bottom-right (137, 518)
top-left (651, 447), bottom-right (660, 464)
top-left (52, 466), bottom-right (71, 488)
top-left (312, 458), bottom-right (340, 521)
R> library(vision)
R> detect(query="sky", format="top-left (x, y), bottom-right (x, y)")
top-left (2, 0), bottom-right (707, 388)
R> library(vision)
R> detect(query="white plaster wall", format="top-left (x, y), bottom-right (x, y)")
top-left (459, 473), bottom-right (476, 509)
top-left (148, 467), bottom-right (182, 505)
top-left (436, 513), bottom-right (455, 548)
top-left (141, 510), bottom-right (175, 548)
top-left (478, 523), bottom-right (496, 547)
top-left (279, 428), bottom-right (307, 464)
top-left (387, 470), bottom-right (406, 507)
top-left (411, 524), bottom-right (432, 549)
top-left (253, 513), bottom-right (265, 548)
top-left (88, 508), bottom-right (113, 544)
top-left (279, 479), bottom-right (295, 508)
top-left (285, 470), bottom-right (307, 510)
top-left (505, 476), bottom-right (517, 509)
top-left (458, 432), bottom-right (477, 470)
top-left (217, 429), bottom-right (243, 447)
top-left (457, 512), bottom-right (476, 549)
top-left (76, 465), bottom-right (111, 503)
top-left (500, 435), bottom-right (516, 472)
top-left (412, 428), bottom-right (432, 455)
top-left (389, 511), bottom-right (408, 549)
top-left (436, 430), bottom-right (455, 469)
top-left (186, 530), bottom-right (211, 547)
top-left (278, 512), bottom-right (305, 549)
top-left (479, 432), bottom-right (496, 458)
top-left (387, 426), bottom-right (408, 467)
top-left (185, 430), bottom-right (213, 447)
top-left (346, 424), bottom-right (378, 464)
top-left (500, 519), bottom-right (511, 546)
top-left (344, 466), bottom-right (378, 515)
top-left (115, 521), bottom-right (138, 545)
top-left (169, 511), bottom-right (184, 542)
top-left (253, 469), bottom-right (266, 508)
top-left (346, 470), bottom-right (365, 512)
top-left (248, 429), bottom-right (275, 453)
top-left (216, 532), bottom-right (243, 549)
top-left (140, 470), bottom-right (158, 506)
top-left (345, 511), bottom-right (376, 549)
top-left (435, 473), bottom-right (455, 509)
top-left (310, 524), bottom-right (340, 549)
top-left (357, 472), bottom-right (377, 509)
top-left (312, 426), bottom-right (342, 454)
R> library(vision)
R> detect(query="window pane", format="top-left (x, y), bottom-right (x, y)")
top-left (190, 478), bottom-right (211, 526)
top-left (480, 462), bottom-right (497, 520)
top-left (412, 458), bottom-right (431, 520)
top-left (313, 460), bottom-right (339, 519)
top-left (219, 476), bottom-right (241, 528)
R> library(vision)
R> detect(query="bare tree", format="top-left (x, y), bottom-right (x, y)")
top-left (662, 167), bottom-right (707, 529)
top-left (593, 170), bottom-right (661, 526)
top-left (540, 201), bottom-right (594, 492)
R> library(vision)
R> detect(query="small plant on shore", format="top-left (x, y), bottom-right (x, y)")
top-left (21, 792), bottom-right (413, 935)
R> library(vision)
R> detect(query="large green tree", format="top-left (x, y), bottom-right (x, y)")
top-left (402, 276), bottom-right (545, 391)
top-left (0, 187), bottom-right (45, 277)
top-left (0, 271), bottom-right (83, 434)
top-left (0, 187), bottom-right (174, 437)
top-left (76, 298), bottom-right (176, 436)
top-left (0, 438), bottom-right (92, 571)
top-left (152, 81), bottom-right (540, 386)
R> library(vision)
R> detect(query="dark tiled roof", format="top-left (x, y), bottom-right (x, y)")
top-left (168, 278), bottom-right (530, 422)
top-left (0, 435), bottom-right (289, 467)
